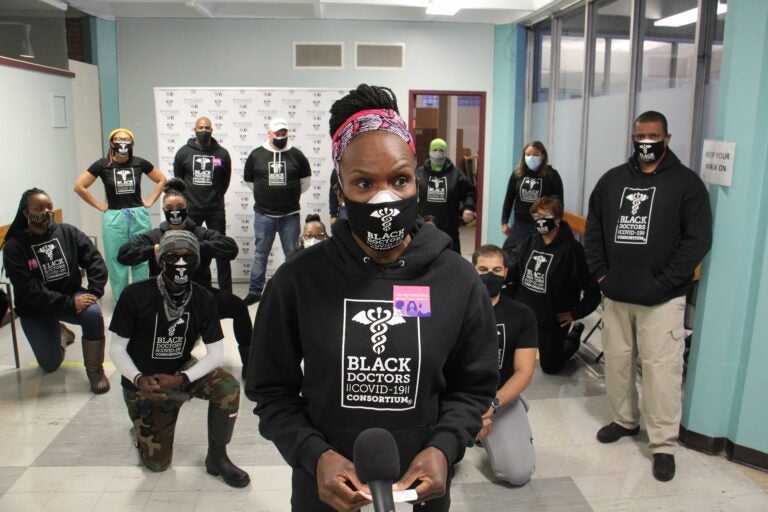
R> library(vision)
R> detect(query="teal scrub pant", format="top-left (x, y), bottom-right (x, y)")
top-left (102, 207), bottom-right (152, 300)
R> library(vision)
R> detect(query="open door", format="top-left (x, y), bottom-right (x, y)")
top-left (409, 90), bottom-right (486, 257)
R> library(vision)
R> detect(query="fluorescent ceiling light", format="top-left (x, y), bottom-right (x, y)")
top-left (426, 0), bottom-right (462, 16)
top-left (655, 3), bottom-right (727, 27)
top-left (39, 0), bottom-right (68, 11)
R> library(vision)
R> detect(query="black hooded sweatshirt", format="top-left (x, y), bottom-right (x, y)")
top-left (509, 221), bottom-right (600, 323)
top-left (3, 222), bottom-right (107, 318)
top-left (116, 219), bottom-right (238, 289)
top-left (245, 219), bottom-right (498, 478)
top-left (416, 158), bottom-right (477, 241)
top-left (173, 137), bottom-right (232, 214)
top-left (501, 167), bottom-right (564, 224)
top-left (584, 149), bottom-right (712, 306)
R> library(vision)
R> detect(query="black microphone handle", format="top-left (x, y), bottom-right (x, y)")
top-left (369, 479), bottom-right (396, 512)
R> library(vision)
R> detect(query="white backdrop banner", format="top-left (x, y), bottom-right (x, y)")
top-left (154, 87), bottom-right (348, 282)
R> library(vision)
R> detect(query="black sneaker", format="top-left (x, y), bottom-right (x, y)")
top-left (596, 422), bottom-right (640, 443)
top-left (652, 453), bottom-right (675, 481)
top-left (243, 293), bottom-right (261, 306)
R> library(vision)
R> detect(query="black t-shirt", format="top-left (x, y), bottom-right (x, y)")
top-left (243, 146), bottom-right (311, 216)
top-left (493, 295), bottom-right (538, 387)
top-left (87, 157), bottom-right (154, 209)
top-left (109, 279), bottom-right (223, 388)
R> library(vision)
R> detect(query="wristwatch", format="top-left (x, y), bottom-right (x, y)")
top-left (490, 397), bottom-right (501, 413)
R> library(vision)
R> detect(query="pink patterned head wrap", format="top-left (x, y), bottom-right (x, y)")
top-left (331, 108), bottom-right (416, 172)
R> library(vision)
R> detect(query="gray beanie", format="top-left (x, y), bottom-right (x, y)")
top-left (156, 230), bottom-right (200, 266)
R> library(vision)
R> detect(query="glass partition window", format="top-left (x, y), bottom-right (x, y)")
top-left (558, 9), bottom-right (585, 100)
top-left (592, 0), bottom-right (632, 97)
top-left (640, 0), bottom-right (698, 91)
top-left (532, 20), bottom-right (552, 103)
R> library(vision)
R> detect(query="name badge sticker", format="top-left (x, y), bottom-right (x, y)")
top-left (393, 285), bottom-right (431, 317)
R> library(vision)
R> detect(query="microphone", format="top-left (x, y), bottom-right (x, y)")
top-left (353, 428), bottom-right (400, 512)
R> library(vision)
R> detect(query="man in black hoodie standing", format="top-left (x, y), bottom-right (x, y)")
top-left (584, 111), bottom-right (712, 482)
top-left (173, 116), bottom-right (233, 291)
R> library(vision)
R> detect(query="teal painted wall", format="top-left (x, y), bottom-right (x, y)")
top-left (682, 0), bottom-right (768, 456)
top-left (488, 24), bottom-right (526, 247)
top-left (88, 18), bottom-right (119, 154)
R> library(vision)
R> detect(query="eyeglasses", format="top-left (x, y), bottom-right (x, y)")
top-left (302, 233), bottom-right (327, 240)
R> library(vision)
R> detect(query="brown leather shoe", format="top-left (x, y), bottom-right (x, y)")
top-left (82, 338), bottom-right (110, 394)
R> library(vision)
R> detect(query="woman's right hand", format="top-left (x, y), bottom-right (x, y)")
top-left (74, 293), bottom-right (98, 313)
top-left (316, 450), bottom-right (371, 512)
top-left (501, 223), bottom-right (510, 236)
top-left (98, 203), bottom-right (108, 212)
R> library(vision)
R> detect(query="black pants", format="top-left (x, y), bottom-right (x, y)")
top-left (210, 287), bottom-right (251, 348)
top-left (537, 319), bottom-right (576, 374)
top-left (291, 467), bottom-right (452, 511)
top-left (189, 210), bottom-right (232, 291)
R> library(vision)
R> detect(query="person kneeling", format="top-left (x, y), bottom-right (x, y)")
top-left (474, 244), bottom-right (538, 486)
top-left (109, 230), bottom-right (249, 487)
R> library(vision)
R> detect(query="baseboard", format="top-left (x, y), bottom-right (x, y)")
top-left (680, 425), bottom-right (768, 471)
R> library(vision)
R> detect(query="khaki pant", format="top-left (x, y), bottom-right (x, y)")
top-left (602, 296), bottom-right (686, 454)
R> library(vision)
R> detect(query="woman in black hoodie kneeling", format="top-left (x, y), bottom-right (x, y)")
top-left (508, 196), bottom-right (600, 374)
top-left (245, 84), bottom-right (499, 512)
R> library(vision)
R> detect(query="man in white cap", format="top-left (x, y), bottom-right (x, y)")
top-left (242, 118), bottom-right (311, 305)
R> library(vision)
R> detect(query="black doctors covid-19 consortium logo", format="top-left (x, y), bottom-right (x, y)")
top-left (365, 207), bottom-right (404, 251)
top-left (341, 300), bottom-right (421, 411)
top-left (615, 187), bottom-right (656, 244)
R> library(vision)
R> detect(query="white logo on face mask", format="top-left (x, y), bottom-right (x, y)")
top-left (370, 207), bottom-right (400, 232)
top-left (352, 307), bottom-right (406, 355)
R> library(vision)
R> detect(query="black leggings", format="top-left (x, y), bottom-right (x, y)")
top-left (210, 287), bottom-right (251, 347)
top-left (537, 319), bottom-right (576, 374)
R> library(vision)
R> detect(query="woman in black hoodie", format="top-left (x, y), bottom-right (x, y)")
top-left (246, 85), bottom-right (498, 512)
top-left (509, 196), bottom-right (600, 374)
top-left (2, 188), bottom-right (110, 393)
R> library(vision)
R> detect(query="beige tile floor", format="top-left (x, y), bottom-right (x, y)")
top-left (0, 225), bottom-right (766, 511)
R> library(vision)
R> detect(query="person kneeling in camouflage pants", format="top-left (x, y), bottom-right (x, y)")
top-left (109, 230), bottom-right (250, 487)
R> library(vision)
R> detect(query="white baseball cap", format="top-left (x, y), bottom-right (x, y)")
top-left (268, 118), bottom-right (288, 132)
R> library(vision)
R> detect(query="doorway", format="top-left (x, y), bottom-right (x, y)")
top-left (408, 90), bottom-right (486, 256)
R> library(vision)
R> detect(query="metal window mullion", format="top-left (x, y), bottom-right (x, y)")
top-left (577, 0), bottom-right (596, 215)
top-left (547, 15), bottom-right (560, 153)
top-left (625, 0), bottom-right (643, 155)
top-left (689, 0), bottom-right (715, 173)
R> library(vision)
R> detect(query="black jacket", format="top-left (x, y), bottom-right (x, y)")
top-left (584, 149), bottom-right (712, 305)
top-left (501, 167), bottom-right (564, 224)
top-left (117, 219), bottom-right (238, 289)
top-left (509, 221), bottom-right (600, 323)
top-left (416, 159), bottom-right (476, 240)
top-left (245, 219), bottom-right (498, 477)
top-left (173, 137), bottom-right (232, 214)
top-left (3, 223), bottom-right (107, 318)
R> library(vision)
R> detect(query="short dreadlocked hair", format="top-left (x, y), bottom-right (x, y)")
top-left (328, 84), bottom-right (400, 137)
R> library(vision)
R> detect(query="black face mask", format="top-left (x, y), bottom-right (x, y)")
top-left (345, 190), bottom-right (418, 252)
top-left (481, 273), bottom-right (505, 297)
top-left (164, 209), bottom-right (188, 227)
top-left (272, 137), bottom-right (288, 150)
top-left (112, 141), bottom-right (133, 157)
top-left (535, 217), bottom-right (558, 235)
top-left (164, 259), bottom-right (191, 287)
top-left (634, 139), bottom-right (665, 164)
top-left (196, 131), bottom-right (212, 145)
top-left (27, 210), bottom-right (53, 231)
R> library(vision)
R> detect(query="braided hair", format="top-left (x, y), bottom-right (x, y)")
top-left (1, 188), bottom-right (49, 250)
top-left (328, 84), bottom-right (400, 137)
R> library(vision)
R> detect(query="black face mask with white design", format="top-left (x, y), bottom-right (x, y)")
top-left (164, 258), bottom-right (191, 287)
top-left (535, 217), bottom-right (558, 235)
top-left (164, 208), bottom-right (188, 226)
top-left (634, 139), bottom-right (665, 164)
top-left (480, 273), bottom-right (505, 297)
top-left (345, 190), bottom-right (418, 252)
top-left (27, 210), bottom-right (53, 231)
top-left (112, 141), bottom-right (133, 158)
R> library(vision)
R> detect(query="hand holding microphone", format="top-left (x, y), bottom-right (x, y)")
top-left (353, 428), bottom-right (401, 512)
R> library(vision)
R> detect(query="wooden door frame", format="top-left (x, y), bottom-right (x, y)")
top-left (408, 90), bottom-right (487, 250)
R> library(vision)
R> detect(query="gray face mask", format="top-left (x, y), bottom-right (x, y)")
top-left (429, 150), bottom-right (446, 166)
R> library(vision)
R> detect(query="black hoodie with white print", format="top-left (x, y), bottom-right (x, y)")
top-left (173, 137), bottom-right (232, 214)
top-left (243, 140), bottom-right (311, 217)
top-left (584, 149), bottom-right (712, 306)
top-left (245, 219), bottom-right (499, 477)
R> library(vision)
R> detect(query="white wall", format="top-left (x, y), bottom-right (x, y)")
top-left (115, 18), bottom-right (495, 239)
top-left (0, 64), bottom-right (80, 228)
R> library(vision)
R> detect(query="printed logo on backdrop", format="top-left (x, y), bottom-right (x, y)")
top-left (268, 161), bottom-right (287, 186)
top-left (520, 177), bottom-right (542, 202)
top-left (496, 323), bottom-right (506, 370)
top-left (152, 313), bottom-right (190, 359)
top-left (342, 299), bottom-right (421, 411)
top-left (32, 239), bottom-right (70, 283)
top-left (614, 187), bottom-right (656, 244)
top-left (427, 176), bottom-right (447, 203)
top-left (521, 250), bottom-right (553, 293)
top-left (193, 155), bottom-right (215, 186)
top-left (114, 168), bottom-right (136, 195)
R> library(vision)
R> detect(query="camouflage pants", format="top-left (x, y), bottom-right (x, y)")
top-left (122, 365), bottom-right (240, 472)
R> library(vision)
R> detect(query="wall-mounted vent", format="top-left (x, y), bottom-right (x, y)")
top-left (293, 42), bottom-right (344, 69)
top-left (355, 43), bottom-right (405, 69)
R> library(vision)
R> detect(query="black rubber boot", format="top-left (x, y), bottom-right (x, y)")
top-left (205, 405), bottom-right (250, 488)
top-left (238, 345), bottom-right (250, 379)
top-left (562, 323), bottom-right (585, 360)
top-left (82, 338), bottom-right (110, 394)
